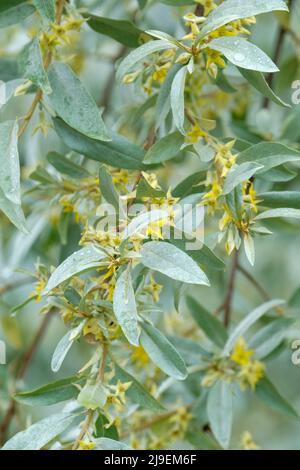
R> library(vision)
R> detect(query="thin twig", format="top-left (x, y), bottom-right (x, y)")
top-left (263, 0), bottom-right (294, 108)
top-left (220, 250), bottom-right (239, 327)
top-left (237, 263), bottom-right (285, 316)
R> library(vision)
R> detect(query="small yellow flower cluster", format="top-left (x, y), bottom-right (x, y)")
top-left (231, 338), bottom-right (265, 391)
top-left (123, 49), bottom-right (176, 95)
top-left (147, 407), bottom-right (192, 450)
top-left (39, 15), bottom-right (85, 52)
top-left (202, 338), bottom-right (265, 392)
top-left (143, 275), bottom-right (163, 303)
top-left (104, 380), bottom-right (132, 427)
top-left (241, 431), bottom-right (260, 450)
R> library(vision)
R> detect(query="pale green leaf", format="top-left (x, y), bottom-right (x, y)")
top-left (244, 233), bottom-right (255, 266)
top-left (198, 0), bottom-right (288, 40)
top-left (47, 152), bottom-right (90, 179)
top-left (44, 246), bottom-right (107, 294)
top-left (114, 364), bottom-right (164, 411)
top-left (33, 0), bottom-right (55, 22)
top-left (53, 118), bottom-right (146, 170)
top-left (238, 68), bottom-right (290, 108)
top-left (14, 376), bottom-right (83, 406)
top-left (238, 143), bottom-right (300, 171)
top-left (20, 36), bottom-right (52, 94)
top-left (207, 37), bottom-right (278, 73)
top-left (86, 14), bottom-right (150, 48)
top-left (256, 377), bottom-right (298, 418)
top-left (207, 380), bottom-right (233, 449)
top-left (258, 192), bottom-right (300, 210)
top-left (222, 299), bottom-right (285, 356)
top-left (144, 131), bottom-right (184, 164)
top-left (51, 322), bottom-right (84, 373)
top-left (48, 62), bottom-right (111, 141)
top-left (255, 208), bottom-right (300, 220)
top-left (2, 412), bottom-right (77, 450)
top-left (140, 241), bottom-right (210, 285)
top-left (113, 268), bottom-right (140, 346)
top-left (117, 40), bottom-right (174, 82)
top-left (94, 438), bottom-right (132, 450)
top-left (0, 2), bottom-right (35, 28)
top-left (223, 162), bottom-right (264, 195)
top-left (171, 66), bottom-right (187, 134)
top-left (140, 322), bottom-right (187, 380)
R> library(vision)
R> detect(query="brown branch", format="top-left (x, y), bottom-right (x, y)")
top-left (237, 263), bottom-right (285, 316)
top-left (263, 0), bottom-right (294, 108)
top-left (0, 311), bottom-right (54, 444)
top-left (219, 250), bottom-right (239, 327)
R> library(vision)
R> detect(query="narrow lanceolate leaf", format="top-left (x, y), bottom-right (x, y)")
top-left (114, 364), bottom-right (164, 411)
top-left (51, 322), bottom-right (84, 372)
top-left (54, 118), bottom-right (146, 170)
top-left (143, 131), bottom-right (184, 164)
top-left (0, 2), bottom-right (35, 29)
top-left (258, 192), bottom-right (300, 210)
top-left (47, 152), bottom-right (90, 179)
top-left (140, 241), bottom-right (210, 285)
top-left (44, 246), bottom-right (107, 294)
top-left (169, 235), bottom-right (225, 271)
top-left (1, 413), bottom-right (77, 450)
top-left (222, 299), bottom-right (285, 356)
top-left (117, 40), bottom-right (175, 82)
top-left (86, 14), bottom-right (150, 48)
top-left (94, 438), bottom-right (132, 450)
top-left (20, 36), bottom-right (52, 94)
top-left (48, 62), bottom-right (111, 141)
top-left (244, 233), bottom-right (255, 266)
top-left (99, 165), bottom-right (122, 215)
top-left (223, 162), bottom-right (264, 195)
top-left (256, 377), bottom-right (298, 418)
top-left (198, 0), bottom-right (288, 39)
top-left (156, 64), bottom-right (182, 130)
top-left (140, 322), bottom-right (188, 380)
top-left (0, 120), bottom-right (27, 232)
top-left (33, 0), bottom-right (55, 22)
top-left (207, 380), bottom-right (233, 449)
top-left (238, 143), bottom-right (300, 171)
top-left (171, 66), bottom-right (187, 134)
top-left (238, 68), bottom-right (290, 108)
top-left (207, 38), bottom-right (278, 73)
top-left (255, 208), bottom-right (300, 220)
top-left (187, 297), bottom-right (228, 348)
top-left (113, 268), bottom-right (140, 346)
top-left (14, 376), bottom-right (84, 406)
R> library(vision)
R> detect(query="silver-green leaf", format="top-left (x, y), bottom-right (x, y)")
top-left (207, 380), bottom-right (233, 449)
top-left (113, 268), bottom-right (140, 346)
top-left (48, 62), bottom-right (111, 141)
top-left (44, 246), bottom-right (106, 294)
top-left (140, 322), bottom-right (188, 380)
top-left (140, 241), bottom-right (210, 285)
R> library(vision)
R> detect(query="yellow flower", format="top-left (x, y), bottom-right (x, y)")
top-left (132, 345), bottom-right (149, 368)
top-left (239, 360), bottom-right (265, 391)
top-left (78, 441), bottom-right (95, 450)
top-left (153, 65), bottom-right (169, 83)
top-left (241, 431), bottom-right (260, 450)
top-left (196, 0), bottom-right (217, 16)
top-left (143, 275), bottom-right (162, 303)
top-left (231, 338), bottom-right (253, 366)
top-left (202, 181), bottom-right (222, 213)
top-left (206, 49), bottom-right (226, 70)
top-left (243, 182), bottom-right (258, 213)
top-left (186, 124), bottom-right (208, 144)
top-left (34, 279), bottom-right (46, 303)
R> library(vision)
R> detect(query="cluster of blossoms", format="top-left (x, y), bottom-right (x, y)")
top-left (202, 337), bottom-right (265, 391)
